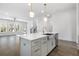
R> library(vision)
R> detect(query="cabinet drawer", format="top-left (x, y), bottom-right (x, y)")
top-left (31, 39), bottom-right (41, 47)
top-left (31, 46), bottom-right (41, 56)
top-left (42, 37), bottom-right (47, 41)
top-left (41, 45), bottom-right (47, 56)
top-left (32, 50), bottom-right (41, 56)
top-left (41, 37), bottom-right (47, 44)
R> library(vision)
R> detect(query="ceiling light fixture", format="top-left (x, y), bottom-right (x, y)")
top-left (44, 17), bottom-right (47, 22)
top-left (29, 3), bottom-right (35, 18)
top-left (44, 3), bottom-right (47, 14)
top-left (29, 11), bottom-right (35, 18)
top-left (43, 3), bottom-right (48, 22)
top-left (28, 3), bottom-right (31, 6)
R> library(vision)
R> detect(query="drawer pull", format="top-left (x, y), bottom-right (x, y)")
top-left (34, 49), bottom-right (40, 52)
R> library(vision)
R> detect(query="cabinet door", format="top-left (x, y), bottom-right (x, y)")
top-left (41, 37), bottom-right (47, 56)
top-left (50, 35), bottom-right (56, 49)
top-left (52, 35), bottom-right (56, 49)
top-left (31, 46), bottom-right (41, 56)
top-left (47, 36), bottom-right (52, 53)
top-left (31, 38), bottom-right (41, 56)
top-left (31, 39), bottom-right (40, 47)
top-left (47, 35), bottom-right (55, 53)
top-left (47, 40), bottom-right (52, 53)
top-left (20, 38), bottom-right (30, 56)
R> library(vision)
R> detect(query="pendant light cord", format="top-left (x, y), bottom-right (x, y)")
top-left (44, 3), bottom-right (47, 17)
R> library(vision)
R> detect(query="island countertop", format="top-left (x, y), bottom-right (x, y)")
top-left (18, 33), bottom-right (47, 40)
top-left (0, 32), bottom-right (25, 36)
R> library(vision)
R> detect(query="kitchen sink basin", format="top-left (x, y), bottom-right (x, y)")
top-left (43, 33), bottom-right (54, 35)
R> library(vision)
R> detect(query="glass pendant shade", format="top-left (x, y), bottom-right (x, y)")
top-left (44, 17), bottom-right (47, 22)
top-left (29, 11), bottom-right (35, 18)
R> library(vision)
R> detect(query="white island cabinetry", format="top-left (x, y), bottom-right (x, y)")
top-left (20, 34), bottom-right (56, 56)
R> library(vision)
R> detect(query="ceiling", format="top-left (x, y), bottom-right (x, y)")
top-left (0, 3), bottom-right (76, 20)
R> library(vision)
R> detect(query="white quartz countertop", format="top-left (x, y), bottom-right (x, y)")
top-left (18, 33), bottom-right (47, 40)
top-left (44, 32), bottom-right (58, 34)
top-left (0, 32), bottom-right (25, 36)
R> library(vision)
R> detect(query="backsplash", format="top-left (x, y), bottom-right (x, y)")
top-left (0, 20), bottom-right (27, 33)
top-left (30, 21), bottom-right (37, 33)
top-left (36, 19), bottom-right (53, 33)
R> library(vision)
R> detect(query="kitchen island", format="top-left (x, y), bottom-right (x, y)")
top-left (19, 33), bottom-right (56, 56)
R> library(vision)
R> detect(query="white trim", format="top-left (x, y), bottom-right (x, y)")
top-left (76, 3), bottom-right (78, 44)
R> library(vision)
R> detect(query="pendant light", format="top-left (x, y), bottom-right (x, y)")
top-left (28, 3), bottom-right (31, 6)
top-left (43, 3), bottom-right (48, 22)
top-left (44, 17), bottom-right (47, 22)
top-left (29, 11), bottom-right (35, 18)
top-left (28, 3), bottom-right (35, 18)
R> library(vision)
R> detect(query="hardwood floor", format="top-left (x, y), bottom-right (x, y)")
top-left (48, 40), bottom-right (78, 56)
top-left (0, 39), bottom-right (79, 56)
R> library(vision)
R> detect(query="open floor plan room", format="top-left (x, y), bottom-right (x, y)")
top-left (0, 3), bottom-right (79, 56)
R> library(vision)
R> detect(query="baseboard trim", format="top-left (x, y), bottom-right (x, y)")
top-left (59, 39), bottom-right (76, 43)
top-left (77, 44), bottom-right (79, 49)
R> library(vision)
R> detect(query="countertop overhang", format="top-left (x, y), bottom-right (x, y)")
top-left (18, 33), bottom-right (47, 40)
top-left (0, 32), bottom-right (25, 36)
top-left (18, 32), bottom-right (58, 41)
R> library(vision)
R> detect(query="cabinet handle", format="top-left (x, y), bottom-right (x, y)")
top-left (34, 49), bottom-right (40, 52)
top-left (33, 41), bottom-right (40, 44)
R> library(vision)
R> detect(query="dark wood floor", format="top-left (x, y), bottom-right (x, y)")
top-left (0, 39), bottom-right (79, 56)
top-left (48, 40), bottom-right (79, 56)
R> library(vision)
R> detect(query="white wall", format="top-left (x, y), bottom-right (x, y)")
top-left (71, 9), bottom-right (76, 42)
top-left (51, 9), bottom-right (76, 42)
top-left (77, 3), bottom-right (79, 43)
